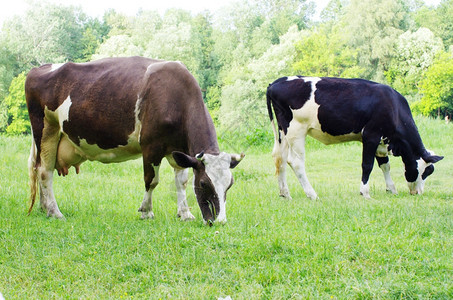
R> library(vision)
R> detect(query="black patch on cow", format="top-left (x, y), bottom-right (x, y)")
top-left (422, 164), bottom-right (434, 180)
top-left (267, 76), bottom-right (312, 135)
top-left (314, 78), bottom-right (379, 136)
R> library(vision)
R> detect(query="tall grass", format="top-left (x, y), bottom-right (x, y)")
top-left (0, 116), bottom-right (452, 299)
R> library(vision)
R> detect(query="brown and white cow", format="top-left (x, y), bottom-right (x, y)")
top-left (25, 56), bottom-right (243, 224)
top-left (267, 76), bottom-right (443, 199)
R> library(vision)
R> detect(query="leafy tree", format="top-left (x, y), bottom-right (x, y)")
top-left (415, 0), bottom-right (453, 49)
top-left (93, 35), bottom-right (142, 59)
top-left (103, 10), bottom-right (134, 37)
top-left (343, 0), bottom-right (409, 81)
top-left (386, 27), bottom-right (444, 97)
top-left (78, 18), bottom-right (111, 62)
top-left (190, 12), bottom-right (219, 94)
top-left (3, 73), bottom-right (29, 135)
top-left (320, 0), bottom-right (348, 24)
top-left (131, 10), bottom-right (163, 51)
top-left (219, 26), bottom-right (304, 129)
top-left (0, 46), bottom-right (18, 104)
top-left (412, 51), bottom-right (453, 117)
top-left (1, 2), bottom-right (89, 67)
top-left (292, 25), bottom-right (364, 77)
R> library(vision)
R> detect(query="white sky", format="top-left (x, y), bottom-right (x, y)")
top-left (0, 0), bottom-right (324, 26)
top-left (0, 0), bottom-right (442, 28)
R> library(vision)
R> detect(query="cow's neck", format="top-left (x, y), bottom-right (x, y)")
top-left (396, 119), bottom-right (427, 160)
top-left (186, 106), bottom-right (220, 156)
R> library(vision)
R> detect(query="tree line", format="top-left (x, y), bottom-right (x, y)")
top-left (0, 0), bottom-right (452, 136)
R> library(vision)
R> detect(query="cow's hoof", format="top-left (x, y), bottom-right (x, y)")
top-left (47, 210), bottom-right (65, 219)
top-left (178, 211), bottom-right (195, 221)
top-left (307, 193), bottom-right (318, 200)
top-left (279, 194), bottom-right (292, 200)
top-left (360, 192), bottom-right (372, 200)
top-left (386, 189), bottom-right (398, 195)
top-left (140, 211), bottom-right (155, 219)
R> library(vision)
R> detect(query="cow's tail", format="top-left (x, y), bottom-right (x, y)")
top-left (266, 85), bottom-right (282, 176)
top-left (27, 136), bottom-right (38, 215)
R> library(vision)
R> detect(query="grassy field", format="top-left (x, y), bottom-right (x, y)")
top-left (0, 116), bottom-right (452, 299)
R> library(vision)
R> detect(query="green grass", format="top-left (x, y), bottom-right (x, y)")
top-left (0, 116), bottom-right (452, 299)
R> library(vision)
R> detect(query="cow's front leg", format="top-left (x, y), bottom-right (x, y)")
top-left (174, 168), bottom-right (195, 221)
top-left (360, 139), bottom-right (379, 199)
top-left (376, 156), bottom-right (397, 194)
top-left (287, 136), bottom-right (317, 200)
top-left (139, 163), bottom-right (159, 219)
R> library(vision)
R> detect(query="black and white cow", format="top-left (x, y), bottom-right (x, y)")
top-left (25, 56), bottom-right (244, 223)
top-left (266, 76), bottom-right (443, 199)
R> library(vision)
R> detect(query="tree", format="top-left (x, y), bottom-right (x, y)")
top-left (292, 25), bottom-right (365, 78)
top-left (219, 26), bottom-right (304, 130)
top-left (78, 18), bottom-right (111, 62)
top-left (343, 0), bottom-right (409, 81)
top-left (93, 35), bottom-right (142, 59)
top-left (415, 0), bottom-right (453, 49)
top-left (3, 73), bottom-right (29, 135)
top-left (386, 27), bottom-right (444, 97)
top-left (412, 51), bottom-right (453, 117)
top-left (1, 2), bottom-right (89, 67)
top-left (0, 46), bottom-right (18, 107)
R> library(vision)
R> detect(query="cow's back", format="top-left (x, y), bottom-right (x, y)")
top-left (27, 57), bottom-right (159, 150)
top-left (267, 76), bottom-right (408, 142)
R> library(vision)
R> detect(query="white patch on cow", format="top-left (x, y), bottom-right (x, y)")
top-left (287, 76), bottom-right (300, 81)
top-left (202, 152), bottom-right (233, 223)
top-left (74, 138), bottom-right (141, 163)
top-left (133, 96), bottom-right (143, 143)
top-left (51, 63), bottom-right (64, 71)
top-left (360, 181), bottom-right (371, 199)
top-left (408, 157), bottom-right (429, 195)
top-left (379, 162), bottom-right (397, 194)
top-left (56, 96), bottom-right (72, 131)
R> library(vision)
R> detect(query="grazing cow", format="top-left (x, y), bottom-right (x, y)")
top-left (25, 56), bottom-right (243, 224)
top-left (266, 76), bottom-right (443, 199)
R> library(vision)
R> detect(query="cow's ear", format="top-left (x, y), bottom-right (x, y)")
top-left (230, 153), bottom-right (245, 169)
top-left (172, 151), bottom-right (199, 169)
top-left (424, 155), bottom-right (443, 164)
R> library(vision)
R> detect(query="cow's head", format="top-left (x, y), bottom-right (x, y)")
top-left (172, 151), bottom-right (244, 225)
top-left (405, 150), bottom-right (443, 195)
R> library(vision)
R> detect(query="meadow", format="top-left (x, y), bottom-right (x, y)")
top-left (0, 116), bottom-right (452, 299)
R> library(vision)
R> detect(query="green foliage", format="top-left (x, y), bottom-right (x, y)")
top-left (2, 3), bottom-right (89, 66)
top-left (292, 25), bottom-right (365, 77)
top-left (412, 51), bottom-right (453, 117)
top-left (386, 27), bottom-right (444, 96)
top-left (3, 73), bottom-right (29, 135)
top-left (415, 0), bottom-right (453, 49)
top-left (343, 0), bottom-right (409, 81)
top-left (218, 26), bottom-right (303, 131)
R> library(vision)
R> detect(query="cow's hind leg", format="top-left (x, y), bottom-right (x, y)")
top-left (376, 156), bottom-right (397, 194)
top-left (174, 168), bottom-right (195, 221)
top-left (38, 121), bottom-right (64, 218)
top-left (138, 162), bottom-right (160, 219)
top-left (286, 136), bottom-right (317, 200)
top-left (272, 137), bottom-right (292, 199)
